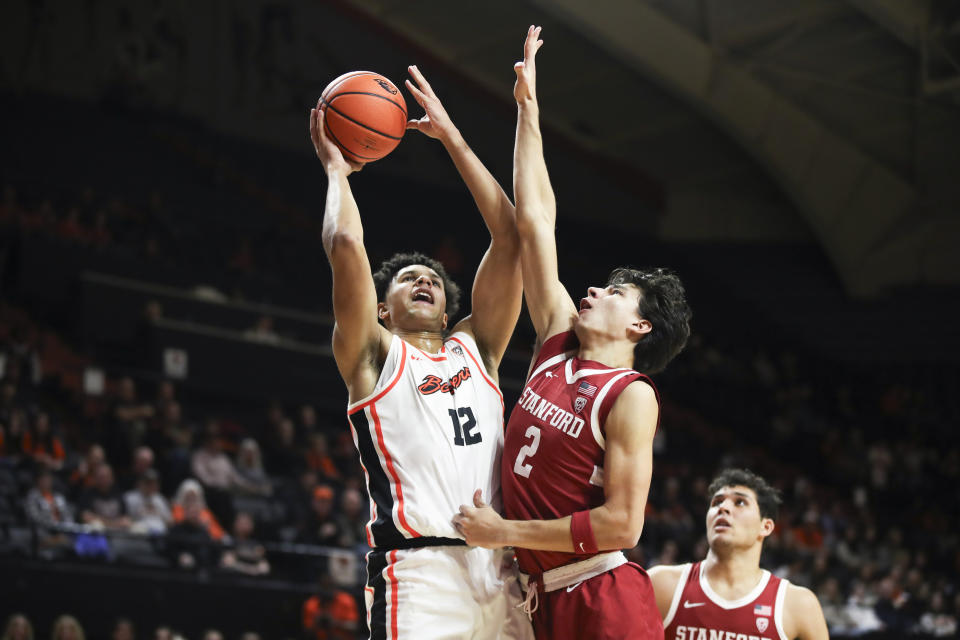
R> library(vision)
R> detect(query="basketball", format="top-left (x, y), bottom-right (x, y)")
top-left (320, 71), bottom-right (407, 163)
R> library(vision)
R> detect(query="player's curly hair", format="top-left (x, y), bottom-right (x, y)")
top-left (708, 468), bottom-right (783, 520)
top-left (606, 267), bottom-right (692, 375)
top-left (372, 251), bottom-right (462, 319)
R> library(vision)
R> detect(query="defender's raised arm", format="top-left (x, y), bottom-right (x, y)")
top-left (513, 26), bottom-right (578, 343)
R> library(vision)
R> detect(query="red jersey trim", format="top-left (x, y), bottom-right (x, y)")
top-left (348, 340), bottom-right (408, 414)
top-left (662, 562), bottom-right (694, 629)
top-left (369, 402), bottom-right (421, 539)
top-left (413, 344), bottom-right (447, 361)
top-left (447, 336), bottom-right (504, 411)
top-left (530, 331), bottom-right (579, 372)
top-left (589, 370), bottom-right (640, 450)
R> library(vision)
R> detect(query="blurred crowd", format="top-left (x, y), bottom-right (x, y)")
top-left (0, 304), bottom-right (363, 639)
top-left (3, 186), bottom-right (958, 638)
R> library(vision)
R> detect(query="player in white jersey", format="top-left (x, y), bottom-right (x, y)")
top-left (311, 65), bottom-right (533, 639)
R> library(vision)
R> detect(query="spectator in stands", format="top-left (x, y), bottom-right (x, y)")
top-left (1, 614), bottom-right (33, 640)
top-left (234, 438), bottom-right (272, 497)
top-left (302, 575), bottom-right (360, 640)
top-left (50, 616), bottom-right (85, 640)
top-left (68, 444), bottom-right (105, 499)
top-left (154, 400), bottom-right (193, 492)
top-left (0, 408), bottom-right (26, 460)
top-left (25, 467), bottom-right (72, 529)
top-left (304, 433), bottom-right (339, 484)
top-left (191, 424), bottom-right (251, 493)
top-left (124, 468), bottom-right (171, 534)
top-left (78, 463), bottom-right (130, 530)
top-left (219, 511), bottom-right (269, 576)
top-left (110, 619), bottom-right (134, 640)
top-left (191, 421), bottom-right (257, 522)
top-left (296, 484), bottom-right (341, 547)
top-left (817, 577), bottom-right (852, 634)
top-left (201, 631), bottom-right (222, 640)
top-left (168, 485), bottom-right (218, 570)
top-left (154, 380), bottom-right (176, 415)
top-left (152, 627), bottom-right (171, 640)
top-left (21, 411), bottom-right (65, 470)
top-left (297, 404), bottom-right (318, 443)
top-left (335, 487), bottom-right (367, 549)
top-left (171, 478), bottom-right (225, 542)
top-left (119, 445), bottom-right (155, 492)
top-left (109, 377), bottom-right (155, 470)
top-left (916, 591), bottom-right (957, 637)
top-left (263, 417), bottom-right (300, 475)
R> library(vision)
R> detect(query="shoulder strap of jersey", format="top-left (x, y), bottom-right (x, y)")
top-left (773, 576), bottom-right (790, 640)
top-left (597, 373), bottom-right (660, 440)
top-left (662, 562), bottom-right (695, 629)
top-left (528, 331), bottom-right (578, 381)
top-left (347, 335), bottom-right (405, 414)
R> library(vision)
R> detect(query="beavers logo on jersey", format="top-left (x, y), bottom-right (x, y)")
top-left (451, 344), bottom-right (464, 357)
top-left (418, 367), bottom-right (471, 395)
top-left (574, 396), bottom-right (588, 414)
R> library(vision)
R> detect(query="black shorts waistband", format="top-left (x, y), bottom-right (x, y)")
top-left (372, 536), bottom-right (467, 552)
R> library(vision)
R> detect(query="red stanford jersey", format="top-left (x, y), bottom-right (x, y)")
top-left (663, 562), bottom-right (789, 640)
top-left (502, 331), bottom-right (658, 575)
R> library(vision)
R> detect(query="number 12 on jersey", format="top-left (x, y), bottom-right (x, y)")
top-left (448, 407), bottom-right (481, 446)
top-left (513, 426), bottom-right (541, 477)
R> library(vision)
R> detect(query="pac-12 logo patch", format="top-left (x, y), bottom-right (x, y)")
top-left (451, 344), bottom-right (464, 357)
top-left (574, 396), bottom-right (587, 414)
top-left (756, 618), bottom-right (769, 633)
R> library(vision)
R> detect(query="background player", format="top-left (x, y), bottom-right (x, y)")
top-left (650, 468), bottom-right (829, 640)
top-left (311, 65), bottom-right (531, 639)
top-left (453, 26), bottom-right (692, 640)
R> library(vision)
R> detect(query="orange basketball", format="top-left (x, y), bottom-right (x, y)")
top-left (320, 71), bottom-right (407, 163)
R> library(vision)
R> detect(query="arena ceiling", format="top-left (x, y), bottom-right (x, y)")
top-left (334, 0), bottom-right (960, 297)
top-left (2, 0), bottom-right (959, 298)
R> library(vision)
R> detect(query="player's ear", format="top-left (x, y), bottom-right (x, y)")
top-left (377, 302), bottom-right (390, 324)
top-left (441, 312), bottom-right (448, 330)
top-left (759, 517), bottom-right (775, 539)
top-left (627, 318), bottom-right (652, 342)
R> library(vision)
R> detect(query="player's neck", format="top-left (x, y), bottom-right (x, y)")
top-left (702, 547), bottom-right (765, 598)
top-left (577, 338), bottom-right (635, 369)
top-left (394, 328), bottom-right (445, 354)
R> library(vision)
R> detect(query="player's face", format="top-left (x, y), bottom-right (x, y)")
top-left (706, 485), bottom-right (772, 550)
top-left (381, 264), bottom-right (448, 332)
top-left (575, 283), bottom-right (650, 342)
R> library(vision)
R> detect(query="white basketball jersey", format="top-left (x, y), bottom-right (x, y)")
top-left (347, 332), bottom-right (505, 548)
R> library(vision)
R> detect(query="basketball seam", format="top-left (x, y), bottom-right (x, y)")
top-left (323, 92), bottom-right (407, 137)
top-left (325, 89), bottom-right (407, 119)
top-left (321, 71), bottom-right (377, 101)
top-left (323, 116), bottom-right (384, 162)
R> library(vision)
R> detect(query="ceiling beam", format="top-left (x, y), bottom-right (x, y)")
top-left (845, 0), bottom-right (930, 49)
top-left (533, 0), bottom-right (959, 295)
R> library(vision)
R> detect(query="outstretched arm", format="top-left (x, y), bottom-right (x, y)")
top-left (406, 66), bottom-right (522, 372)
top-left (513, 26), bottom-right (578, 343)
top-left (453, 381), bottom-right (658, 552)
top-left (310, 103), bottom-right (387, 397)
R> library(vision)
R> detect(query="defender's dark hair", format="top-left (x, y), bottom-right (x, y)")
top-left (708, 468), bottom-right (782, 521)
top-left (606, 267), bottom-right (691, 374)
top-left (372, 251), bottom-right (462, 319)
